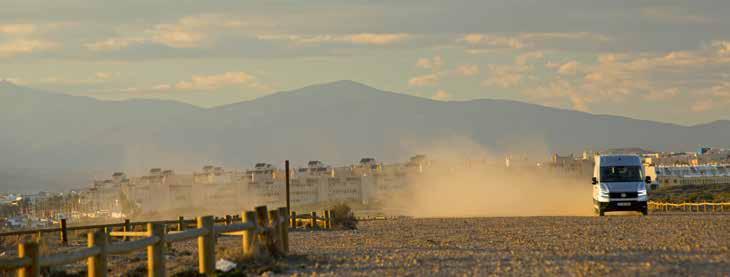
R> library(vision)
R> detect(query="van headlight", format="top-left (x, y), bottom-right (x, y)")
top-left (638, 183), bottom-right (647, 197)
top-left (600, 184), bottom-right (609, 197)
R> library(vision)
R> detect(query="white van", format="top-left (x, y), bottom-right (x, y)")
top-left (592, 154), bottom-right (654, 216)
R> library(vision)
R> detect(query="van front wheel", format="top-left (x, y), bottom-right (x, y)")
top-left (641, 207), bottom-right (648, 216)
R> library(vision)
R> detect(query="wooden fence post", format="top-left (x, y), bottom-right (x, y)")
top-left (197, 216), bottom-right (216, 276)
top-left (123, 219), bottom-right (131, 241)
top-left (324, 210), bottom-right (331, 229)
top-left (88, 230), bottom-right (108, 277)
top-left (269, 210), bottom-right (283, 255)
top-left (310, 211), bottom-right (317, 229)
top-left (242, 211), bottom-right (257, 258)
top-left (147, 223), bottom-right (166, 277)
top-left (330, 210), bottom-right (336, 228)
top-left (290, 211), bottom-right (296, 228)
top-left (255, 206), bottom-right (270, 256)
top-left (178, 216), bottom-right (185, 231)
top-left (60, 218), bottom-right (68, 246)
top-left (278, 207), bottom-right (289, 253)
top-left (18, 241), bottom-right (40, 277)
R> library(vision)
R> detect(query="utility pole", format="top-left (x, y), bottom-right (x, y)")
top-left (285, 160), bottom-right (291, 214)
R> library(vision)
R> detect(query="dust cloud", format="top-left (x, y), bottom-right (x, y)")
top-left (389, 137), bottom-right (593, 217)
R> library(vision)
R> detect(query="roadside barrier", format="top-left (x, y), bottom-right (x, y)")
top-left (648, 201), bottom-right (730, 213)
top-left (288, 210), bottom-right (335, 229)
top-left (0, 206), bottom-right (290, 277)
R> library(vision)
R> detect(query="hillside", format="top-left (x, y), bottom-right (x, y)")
top-left (2, 80), bottom-right (730, 191)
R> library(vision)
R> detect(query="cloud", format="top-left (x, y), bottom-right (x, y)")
top-left (416, 56), bottom-right (443, 70)
top-left (455, 64), bottom-right (479, 76)
top-left (526, 79), bottom-right (592, 112)
top-left (257, 33), bottom-right (410, 46)
top-left (713, 41), bottom-right (730, 56)
top-left (408, 74), bottom-right (440, 87)
top-left (0, 39), bottom-right (56, 58)
top-left (91, 71), bottom-right (269, 95)
top-left (643, 88), bottom-right (679, 101)
top-left (462, 32), bottom-right (611, 53)
top-left (0, 24), bottom-right (35, 35)
top-left (346, 33), bottom-right (409, 45)
top-left (85, 37), bottom-right (145, 51)
top-left (462, 34), bottom-right (526, 49)
top-left (482, 64), bottom-right (531, 88)
top-left (689, 82), bottom-right (730, 112)
top-left (36, 72), bottom-right (117, 85)
top-left (174, 72), bottom-right (264, 91)
top-left (431, 90), bottom-right (451, 101)
top-left (557, 60), bottom-right (579, 75)
top-left (515, 51), bottom-right (544, 65)
top-left (150, 28), bottom-right (204, 48)
top-left (691, 99), bottom-right (714, 112)
top-left (95, 72), bottom-right (114, 79)
top-left (85, 14), bottom-right (245, 51)
top-left (520, 41), bottom-right (730, 114)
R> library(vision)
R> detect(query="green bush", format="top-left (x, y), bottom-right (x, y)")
top-left (330, 203), bottom-right (357, 230)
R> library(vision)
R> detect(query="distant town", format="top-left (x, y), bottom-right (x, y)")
top-left (2, 147), bottom-right (729, 231)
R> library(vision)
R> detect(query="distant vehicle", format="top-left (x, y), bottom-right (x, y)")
top-left (592, 154), bottom-right (656, 216)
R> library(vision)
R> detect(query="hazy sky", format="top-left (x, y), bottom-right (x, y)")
top-left (1, 0), bottom-right (729, 125)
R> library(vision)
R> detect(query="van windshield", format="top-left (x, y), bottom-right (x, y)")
top-left (600, 166), bottom-right (643, 182)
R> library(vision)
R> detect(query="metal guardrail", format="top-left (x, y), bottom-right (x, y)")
top-left (648, 201), bottom-right (730, 213)
top-left (0, 206), bottom-right (292, 277)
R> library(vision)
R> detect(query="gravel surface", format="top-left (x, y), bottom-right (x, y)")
top-left (287, 214), bottom-right (730, 276)
top-left (3, 214), bottom-right (728, 276)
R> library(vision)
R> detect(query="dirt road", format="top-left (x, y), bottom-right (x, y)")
top-left (5, 214), bottom-right (728, 276)
top-left (286, 214), bottom-right (730, 276)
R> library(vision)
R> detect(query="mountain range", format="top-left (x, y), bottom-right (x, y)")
top-left (1, 80), bottom-right (729, 192)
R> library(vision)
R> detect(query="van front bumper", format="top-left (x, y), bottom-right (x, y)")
top-left (596, 200), bottom-right (647, 212)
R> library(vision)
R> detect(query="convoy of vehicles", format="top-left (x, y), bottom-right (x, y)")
top-left (592, 154), bottom-right (656, 216)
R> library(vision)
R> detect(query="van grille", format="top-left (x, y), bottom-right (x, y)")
top-left (609, 192), bottom-right (638, 198)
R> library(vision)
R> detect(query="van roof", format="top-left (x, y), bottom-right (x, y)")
top-left (596, 154), bottom-right (642, 166)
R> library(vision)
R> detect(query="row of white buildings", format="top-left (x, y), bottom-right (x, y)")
top-left (88, 156), bottom-right (429, 216)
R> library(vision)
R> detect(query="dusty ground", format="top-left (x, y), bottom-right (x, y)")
top-left (2, 214), bottom-right (729, 276)
top-left (285, 214), bottom-right (730, 276)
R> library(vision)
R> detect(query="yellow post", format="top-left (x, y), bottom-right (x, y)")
top-left (330, 210), bottom-right (337, 228)
top-left (18, 241), bottom-right (40, 277)
top-left (88, 230), bottom-right (108, 277)
top-left (255, 206), bottom-right (270, 256)
top-left (60, 219), bottom-right (68, 246)
top-left (278, 207), bottom-right (289, 253)
top-left (178, 216), bottom-right (185, 231)
top-left (310, 211), bottom-right (317, 229)
top-left (147, 223), bottom-right (166, 277)
top-left (197, 216), bottom-right (216, 276)
top-left (242, 211), bottom-right (257, 258)
top-left (324, 210), bottom-right (331, 229)
top-left (269, 210), bottom-right (283, 255)
top-left (123, 219), bottom-right (131, 241)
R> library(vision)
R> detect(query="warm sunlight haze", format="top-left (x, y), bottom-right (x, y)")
top-left (1, 1), bottom-right (729, 276)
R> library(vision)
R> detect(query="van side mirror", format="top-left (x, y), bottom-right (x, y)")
top-left (591, 177), bottom-right (598, 185)
top-left (650, 183), bottom-right (658, 190)
top-left (645, 176), bottom-right (652, 184)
